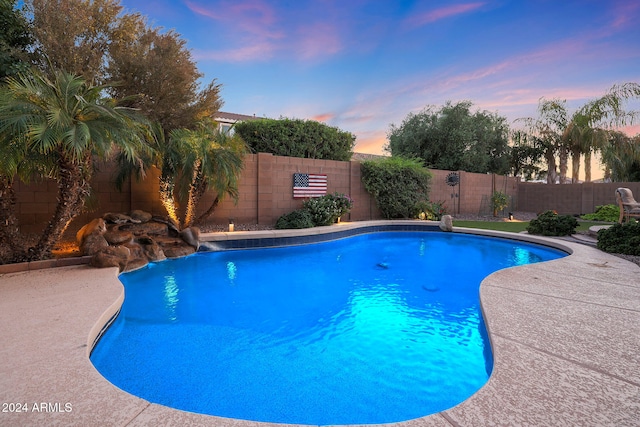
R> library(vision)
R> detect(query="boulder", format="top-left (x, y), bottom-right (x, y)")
top-left (439, 215), bottom-right (453, 232)
top-left (123, 242), bottom-right (145, 257)
top-left (103, 212), bottom-right (133, 224)
top-left (76, 218), bottom-right (106, 246)
top-left (157, 236), bottom-right (197, 258)
top-left (180, 227), bottom-right (200, 250)
top-left (163, 245), bottom-right (196, 258)
top-left (80, 233), bottom-right (109, 256)
top-left (90, 246), bottom-right (130, 271)
top-left (136, 236), bottom-right (166, 262)
top-left (153, 216), bottom-right (181, 237)
top-left (77, 212), bottom-right (200, 268)
top-left (123, 257), bottom-right (149, 272)
top-left (103, 229), bottom-right (133, 245)
top-left (118, 221), bottom-right (168, 236)
top-left (129, 209), bottom-right (152, 223)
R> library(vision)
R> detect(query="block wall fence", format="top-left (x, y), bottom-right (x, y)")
top-left (518, 181), bottom-right (640, 215)
top-left (13, 152), bottom-right (638, 234)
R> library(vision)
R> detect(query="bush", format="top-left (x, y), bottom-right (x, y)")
top-left (581, 204), bottom-right (620, 222)
top-left (360, 157), bottom-right (432, 219)
top-left (526, 210), bottom-right (578, 236)
top-left (597, 221), bottom-right (640, 255)
top-left (491, 191), bottom-right (509, 216)
top-left (275, 193), bottom-right (353, 229)
top-left (303, 192), bottom-right (353, 226)
top-left (275, 209), bottom-right (315, 229)
top-left (412, 200), bottom-right (448, 220)
top-left (234, 118), bottom-right (355, 161)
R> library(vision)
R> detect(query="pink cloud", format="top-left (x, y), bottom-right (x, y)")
top-left (312, 113), bottom-right (335, 122)
top-left (186, 0), bottom-right (346, 63)
top-left (186, 0), bottom-right (284, 62)
top-left (353, 131), bottom-right (388, 155)
top-left (193, 42), bottom-right (277, 62)
top-left (406, 2), bottom-right (485, 28)
top-left (186, 0), bottom-right (280, 36)
top-left (295, 22), bottom-right (343, 60)
top-left (618, 124), bottom-right (640, 137)
top-left (610, 1), bottom-right (640, 30)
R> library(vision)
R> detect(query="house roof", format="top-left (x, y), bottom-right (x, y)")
top-left (214, 111), bottom-right (261, 123)
top-left (351, 152), bottom-right (389, 162)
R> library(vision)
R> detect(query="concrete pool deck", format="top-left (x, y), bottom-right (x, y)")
top-left (1, 222), bottom-right (639, 426)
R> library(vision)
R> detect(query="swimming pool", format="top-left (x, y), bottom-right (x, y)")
top-left (91, 230), bottom-right (565, 425)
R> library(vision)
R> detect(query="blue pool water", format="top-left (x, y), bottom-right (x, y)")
top-left (91, 231), bottom-right (565, 425)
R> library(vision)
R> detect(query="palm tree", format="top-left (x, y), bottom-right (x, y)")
top-left (601, 131), bottom-right (640, 181)
top-left (166, 119), bottom-right (247, 228)
top-left (518, 98), bottom-right (568, 184)
top-left (563, 111), bottom-right (608, 183)
top-left (565, 83), bottom-right (640, 182)
top-left (0, 68), bottom-right (150, 261)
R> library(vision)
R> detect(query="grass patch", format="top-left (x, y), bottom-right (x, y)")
top-left (453, 220), bottom-right (605, 233)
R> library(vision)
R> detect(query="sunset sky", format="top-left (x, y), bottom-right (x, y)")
top-left (121, 0), bottom-right (640, 175)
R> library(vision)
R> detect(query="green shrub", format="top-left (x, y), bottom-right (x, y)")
top-left (303, 192), bottom-right (353, 226)
top-left (597, 221), bottom-right (640, 255)
top-left (234, 118), bottom-right (355, 161)
top-left (360, 157), bottom-right (432, 219)
top-left (275, 209), bottom-right (315, 229)
top-left (581, 204), bottom-right (620, 222)
top-left (327, 192), bottom-right (354, 219)
top-left (491, 191), bottom-right (509, 215)
top-left (276, 193), bottom-right (353, 229)
top-left (526, 210), bottom-right (578, 236)
top-left (413, 200), bottom-right (447, 220)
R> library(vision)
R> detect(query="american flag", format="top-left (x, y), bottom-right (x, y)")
top-left (293, 173), bottom-right (327, 198)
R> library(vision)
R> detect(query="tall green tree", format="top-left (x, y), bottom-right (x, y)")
top-left (0, 69), bottom-right (150, 261)
top-left (25, 0), bottom-right (139, 84)
top-left (25, 0), bottom-right (221, 133)
top-left (386, 101), bottom-right (511, 174)
top-left (107, 24), bottom-right (223, 134)
top-left (0, 0), bottom-right (33, 80)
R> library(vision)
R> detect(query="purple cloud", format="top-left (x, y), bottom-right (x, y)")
top-left (405, 2), bottom-right (486, 28)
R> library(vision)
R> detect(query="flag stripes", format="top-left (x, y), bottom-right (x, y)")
top-left (293, 173), bottom-right (327, 198)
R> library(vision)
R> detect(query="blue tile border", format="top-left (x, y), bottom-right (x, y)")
top-left (198, 223), bottom-right (442, 252)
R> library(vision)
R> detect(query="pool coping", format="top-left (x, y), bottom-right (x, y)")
top-left (1, 220), bottom-right (639, 426)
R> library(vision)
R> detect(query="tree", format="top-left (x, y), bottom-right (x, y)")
top-left (509, 130), bottom-right (545, 180)
top-left (166, 120), bottom-right (247, 228)
top-left (516, 98), bottom-right (568, 184)
top-left (107, 25), bottom-right (222, 134)
top-left (24, 0), bottom-right (221, 133)
top-left (386, 101), bottom-right (511, 174)
top-left (519, 83), bottom-right (640, 184)
top-left (0, 0), bottom-right (33, 80)
top-left (564, 83), bottom-right (640, 182)
top-left (25, 0), bottom-right (138, 84)
top-left (563, 110), bottom-right (607, 183)
top-left (0, 69), bottom-right (150, 261)
top-left (601, 131), bottom-right (640, 182)
top-left (234, 118), bottom-right (355, 161)
top-left (360, 157), bottom-right (432, 219)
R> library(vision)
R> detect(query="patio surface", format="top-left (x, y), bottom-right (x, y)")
top-left (1, 222), bottom-right (639, 426)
